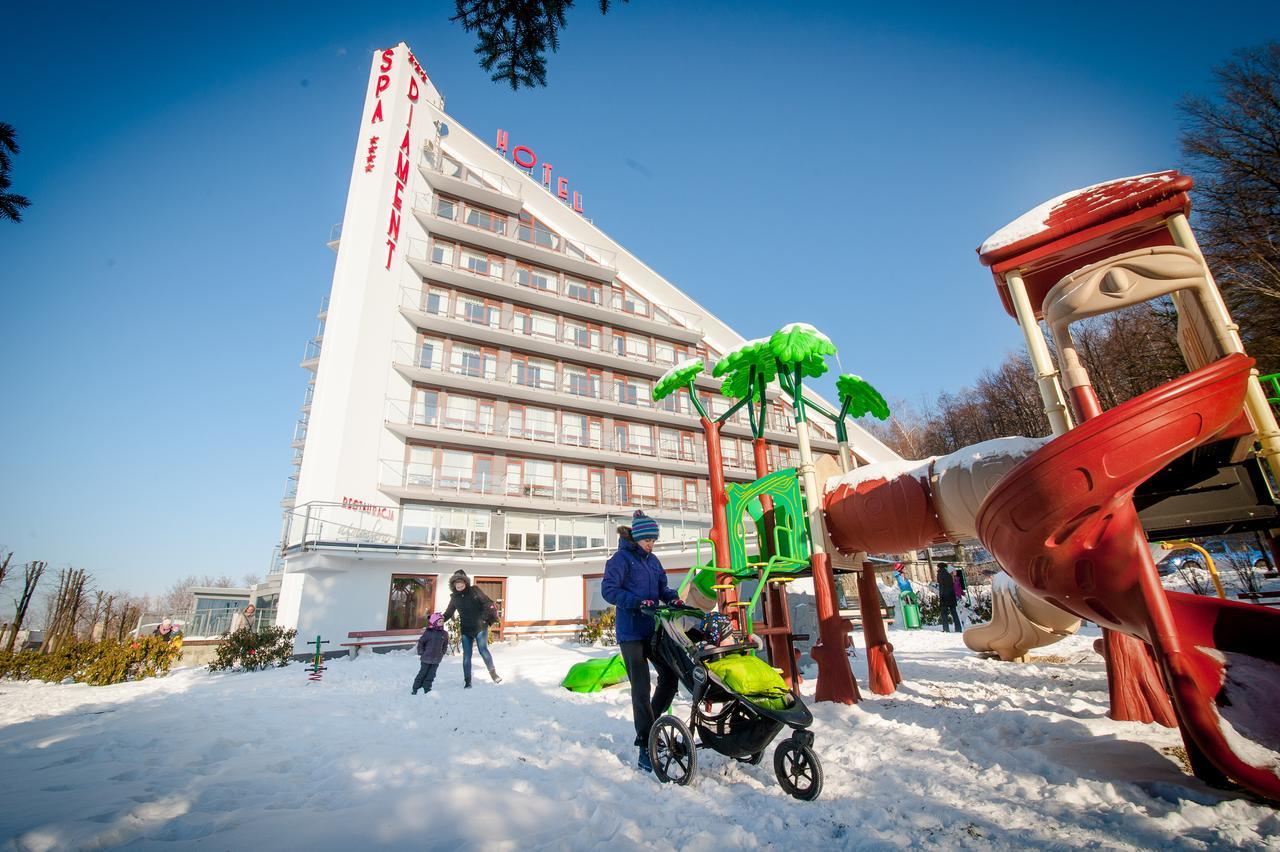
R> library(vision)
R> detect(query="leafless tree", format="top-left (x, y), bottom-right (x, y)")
top-left (158, 574), bottom-right (236, 616)
top-left (41, 567), bottom-right (91, 652)
top-left (4, 560), bottom-right (45, 652)
top-left (1180, 42), bottom-right (1280, 375)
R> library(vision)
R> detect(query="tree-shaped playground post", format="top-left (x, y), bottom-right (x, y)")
top-left (766, 323), bottom-right (861, 704)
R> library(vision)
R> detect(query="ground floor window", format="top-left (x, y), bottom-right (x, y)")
top-left (387, 574), bottom-right (436, 630)
top-left (583, 573), bottom-right (612, 620)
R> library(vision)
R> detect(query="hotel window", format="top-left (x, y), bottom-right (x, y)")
top-left (626, 335), bottom-right (651, 361)
top-left (461, 249), bottom-right (504, 280)
top-left (407, 445), bottom-right (434, 486)
top-left (450, 344), bottom-right (496, 380)
top-left (721, 436), bottom-right (742, 468)
top-left (685, 479), bottom-right (700, 508)
top-left (583, 574), bottom-right (611, 619)
top-left (563, 320), bottom-right (599, 350)
top-left (564, 277), bottom-right (600, 304)
top-left (658, 427), bottom-right (681, 459)
top-left (512, 307), bottom-right (531, 336)
top-left (518, 211), bottom-right (559, 250)
top-left (434, 196), bottom-right (458, 220)
top-left (386, 574), bottom-right (436, 630)
top-left (444, 394), bottom-right (489, 432)
top-left (510, 459), bottom-right (554, 498)
top-left (511, 405), bottom-right (556, 441)
top-left (531, 311), bottom-right (557, 338)
top-left (561, 463), bottom-right (590, 501)
top-left (464, 205), bottom-right (506, 235)
top-left (614, 376), bottom-right (650, 406)
top-left (511, 355), bottom-right (555, 389)
top-left (615, 422), bottom-right (653, 455)
top-left (620, 471), bottom-right (656, 507)
top-left (613, 332), bottom-right (628, 358)
top-left (423, 287), bottom-right (449, 315)
top-left (661, 476), bottom-right (683, 508)
top-left (564, 366), bottom-right (600, 398)
top-left (655, 340), bottom-right (677, 365)
top-left (435, 507), bottom-right (490, 548)
top-left (430, 240), bottom-right (455, 267)
top-left (439, 450), bottom-right (473, 488)
top-left (514, 264), bottom-right (555, 291)
top-left (413, 388), bottom-right (439, 427)
top-left (562, 413), bottom-right (601, 448)
top-left (456, 295), bottom-right (499, 328)
top-left (622, 288), bottom-right (649, 317)
top-left (418, 337), bottom-right (443, 371)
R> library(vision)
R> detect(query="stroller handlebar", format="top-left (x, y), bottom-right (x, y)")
top-left (639, 602), bottom-right (705, 618)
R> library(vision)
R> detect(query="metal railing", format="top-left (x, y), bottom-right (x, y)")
top-left (378, 459), bottom-right (706, 513)
top-left (136, 607), bottom-right (277, 639)
top-left (399, 286), bottom-right (701, 370)
top-left (302, 336), bottom-right (323, 363)
top-left (421, 147), bottom-right (523, 201)
top-left (384, 400), bottom-right (737, 468)
top-left (405, 234), bottom-right (703, 335)
top-left (279, 500), bottom-right (733, 561)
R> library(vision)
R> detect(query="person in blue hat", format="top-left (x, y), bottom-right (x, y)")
top-left (602, 510), bottom-right (682, 773)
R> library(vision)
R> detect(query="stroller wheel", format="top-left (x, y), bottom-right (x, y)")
top-left (736, 750), bottom-right (764, 766)
top-left (649, 716), bottom-right (697, 786)
top-left (774, 738), bottom-right (823, 801)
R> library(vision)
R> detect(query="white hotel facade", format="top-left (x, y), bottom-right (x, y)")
top-left (272, 42), bottom-right (894, 651)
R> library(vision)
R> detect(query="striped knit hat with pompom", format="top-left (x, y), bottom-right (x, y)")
top-left (630, 510), bottom-right (660, 541)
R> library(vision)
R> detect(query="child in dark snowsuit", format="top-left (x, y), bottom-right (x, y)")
top-left (412, 612), bottom-right (448, 695)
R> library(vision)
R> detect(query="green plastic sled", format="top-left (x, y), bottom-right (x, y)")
top-left (561, 654), bottom-right (629, 693)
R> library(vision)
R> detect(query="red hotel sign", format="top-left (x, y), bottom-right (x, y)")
top-left (495, 129), bottom-right (585, 215)
top-left (367, 48), bottom-right (421, 271)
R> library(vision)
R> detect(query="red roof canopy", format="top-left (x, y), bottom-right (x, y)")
top-left (976, 171), bottom-right (1194, 319)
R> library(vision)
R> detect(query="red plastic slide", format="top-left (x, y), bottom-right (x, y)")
top-left (977, 353), bottom-right (1280, 801)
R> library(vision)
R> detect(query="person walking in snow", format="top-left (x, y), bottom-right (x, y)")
top-left (442, 570), bottom-right (501, 687)
top-left (602, 510), bottom-right (683, 773)
top-left (412, 612), bottom-right (448, 695)
top-left (937, 563), bottom-right (962, 633)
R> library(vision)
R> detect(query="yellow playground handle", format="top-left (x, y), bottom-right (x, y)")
top-left (1160, 540), bottom-right (1226, 599)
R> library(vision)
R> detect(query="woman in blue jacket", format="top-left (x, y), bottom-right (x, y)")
top-left (602, 510), bottom-right (682, 772)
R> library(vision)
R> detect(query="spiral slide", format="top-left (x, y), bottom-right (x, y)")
top-left (977, 353), bottom-right (1280, 801)
top-left (821, 435), bottom-right (1081, 660)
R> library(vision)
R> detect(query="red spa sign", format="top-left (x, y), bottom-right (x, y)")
top-left (495, 129), bottom-right (585, 215)
top-left (368, 47), bottom-right (420, 270)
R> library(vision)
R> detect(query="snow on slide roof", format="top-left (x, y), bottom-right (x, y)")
top-left (825, 456), bottom-right (932, 494)
top-left (979, 172), bottom-right (1178, 256)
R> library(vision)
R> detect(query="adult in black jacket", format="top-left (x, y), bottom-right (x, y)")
top-left (937, 563), bottom-right (962, 633)
top-left (442, 570), bottom-right (501, 687)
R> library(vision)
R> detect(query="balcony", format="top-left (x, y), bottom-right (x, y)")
top-left (411, 192), bottom-right (618, 282)
top-left (327, 223), bottom-right (342, 253)
top-left (398, 288), bottom-right (719, 387)
top-left (318, 294), bottom-right (329, 320)
top-left (404, 238), bottom-right (703, 344)
top-left (390, 342), bottom-right (837, 452)
top-left (419, 147), bottom-right (524, 215)
top-left (292, 418), bottom-right (309, 448)
top-left (301, 336), bottom-right (323, 371)
top-left (378, 460), bottom-right (708, 516)
top-left (382, 400), bottom-right (741, 480)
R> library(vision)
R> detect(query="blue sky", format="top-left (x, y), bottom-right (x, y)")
top-left (2, 1), bottom-right (1276, 597)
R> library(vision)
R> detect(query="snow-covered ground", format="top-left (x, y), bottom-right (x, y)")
top-left (1, 629), bottom-right (1276, 851)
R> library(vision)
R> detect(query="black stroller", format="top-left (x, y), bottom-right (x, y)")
top-left (642, 604), bottom-right (823, 800)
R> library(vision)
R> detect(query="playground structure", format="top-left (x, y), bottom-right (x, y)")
top-left (821, 171), bottom-right (1280, 802)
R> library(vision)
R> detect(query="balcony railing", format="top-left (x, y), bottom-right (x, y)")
top-left (405, 235), bottom-right (703, 335)
top-left (142, 607), bottom-right (279, 639)
top-left (279, 500), bottom-right (733, 561)
top-left (384, 400), bottom-right (725, 468)
top-left (302, 336), bottom-right (323, 363)
top-left (379, 459), bottom-right (706, 513)
top-left (400, 286), bottom-right (702, 370)
top-left (421, 147), bottom-right (523, 201)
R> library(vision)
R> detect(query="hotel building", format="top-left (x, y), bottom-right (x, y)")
top-left (272, 42), bottom-right (896, 651)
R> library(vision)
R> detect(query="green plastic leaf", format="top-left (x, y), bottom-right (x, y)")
top-left (836, 374), bottom-right (890, 420)
top-left (653, 358), bottom-right (704, 401)
top-left (769, 323), bottom-right (836, 375)
top-left (714, 339), bottom-right (776, 400)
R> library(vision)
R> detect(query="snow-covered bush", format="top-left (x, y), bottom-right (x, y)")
top-left (574, 609), bottom-right (616, 646)
top-left (208, 626), bottom-right (297, 672)
top-left (0, 636), bottom-right (181, 686)
top-left (915, 585), bottom-right (941, 625)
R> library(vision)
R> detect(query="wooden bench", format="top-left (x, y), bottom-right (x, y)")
top-left (341, 629), bottom-right (421, 658)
